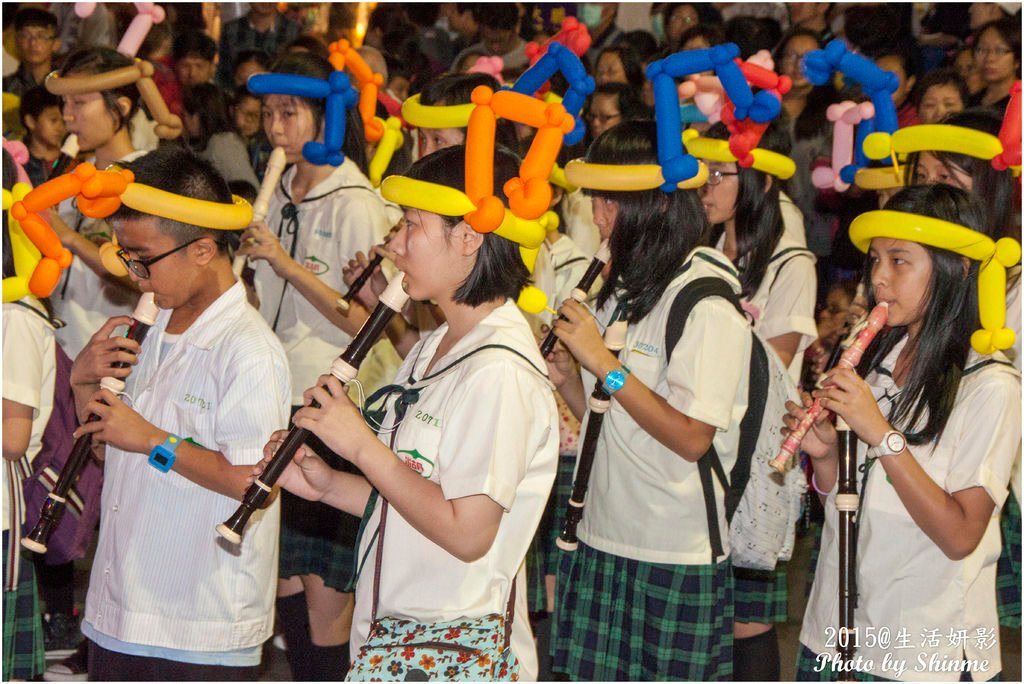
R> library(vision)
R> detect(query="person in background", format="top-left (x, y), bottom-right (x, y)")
top-left (139, 22), bottom-right (182, 116)
top-left (232, 49), bottom-right (272, 91)
top-left (913, 68), bottom-right (969, 124)
top-left (953, 46), bottom-right (987, 101)
top-left (453, 4), bottom-right (529, 75)
top-left (5, 8), bottom-right (60, 98)
top-left (230, 90), bottom-right (272, 181)
top-left (216, 3), bottom-right (301, 91)
top-left (867, 39), bottom-right (921, 127)
top-left (593, 44), bottom-right (644, 88)
top-left (787, 3), bottom-right (834, 42)
top-left (181, 83), bottom-right (259, 189)
top-left (583, 83), bottom-right (647, 149)
top-left (173, 31), bottom-right (218, 89)
top-left (18, 86), bottom-right (67, 187)
top-left (581, 3), bottom-right (624, 64)
top-left (969, 17), bottom-right (1021, 109)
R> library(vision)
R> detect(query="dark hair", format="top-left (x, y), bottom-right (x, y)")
top-left (14, 7), bottom-right (58, 33)
top-left (911, 67), bottom-right (969, 111)
top-left (705, 121), bottom-right (787, 299)
top-left (677, 23), bottom-right (726, 50)
top-left (586, 120), bottom-right (710, 324)
top-left (402, 145), bottom-right (529, 305)
top-left (844, 5), bottom-right (909, 55)
top-left (59, 47), bottom-right (140, 133)
top-left (267, 51), bottom-right (369, 173)
top-left (724, 16), bottom-right (781, 60)
top-left (420, 72), bottom-right (500, 106)
top-left (865, 37), bottom-right (921, 84)
top-left (418, 73), bottom-right (519, 153)
top-left (18, 86), bottom-right (62, 133)
top-left (773, 27), bottom-right (823, 68)
top-left (234, 49), bottom-right (273, 74)
top-left (471, 4), bottom-right (519, 32)
top-left (182, 83), bottom-right (233, 151)
top-left (615, 31), bottom-right (660, 61)
top-left (404, 5), bottom-right (440, 28)
top-left (860, 184), bottom-right (987, 444)
top-left (588, 83), bottom-right (648, 120)
top-left (974, 17), bottom-right (1022, 67)
top-left (660, 3), bottom-right (725, 41)
top-left (595, 45), bottom-right (645, 86)
top-left (907, 108), bottom-right (1019, 240)
top-left (172, 31), bottom-right (217, 63)
top-left (112, 147), bottom-right (236, 253)
top-left (285, 34), bottom-right (330, 61)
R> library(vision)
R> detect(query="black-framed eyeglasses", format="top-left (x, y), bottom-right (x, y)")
top-left (116, 238), bottom-right (203, 279)
top-left (706, 169), bottom-right (740, 186)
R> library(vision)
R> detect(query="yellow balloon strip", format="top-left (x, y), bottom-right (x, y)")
top-left (853, 165), bottom-right (908, 190)
top-left (368, 116), bottom-right (404, 188)
top-left (862, 124), bottom-right (1004, 162)
top-left (401, 93), bottom-right (475, 129)
top-left (120, 185), bottom-right (253, 230)
top-left (682, 129), bottom-right (795, 179)
top-left (849, 209), bottom-right (1022, 354)
top-left (564, 158), bottom-right (709, 191)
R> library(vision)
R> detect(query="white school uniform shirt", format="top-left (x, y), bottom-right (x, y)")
top-left (351, 301), bottom-right (559, 682)
top-left (83, 282), bottom-right (290, 656)
top-left (718, 192), bottom-right (817, 385)
top-left (800, 338), bottom-right (1020, 681)
top-left (2, 299), bottom-right (56, 531)
top-left (577, 247), bottom-right (752, 565)
top-left (52, 150), bottom-right (149, 358)
top-left (252, 159), bottom-right (391, 404)
top-left (526, 234), bottom-right (599, 333)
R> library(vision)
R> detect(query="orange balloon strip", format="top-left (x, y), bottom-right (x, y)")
top-left (329, 39), bottom-right (385, 143)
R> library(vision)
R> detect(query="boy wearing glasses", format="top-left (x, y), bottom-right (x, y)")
top-left (69, 147), bottom-right (290, 680)
top-left (5, 8), bottom-right (60, 97)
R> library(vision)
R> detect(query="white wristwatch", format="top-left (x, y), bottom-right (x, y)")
top-left (867, 430), bottom-right (907, 459)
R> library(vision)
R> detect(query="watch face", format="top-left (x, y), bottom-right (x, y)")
top-left (884, 432), bottom-right (906, 453)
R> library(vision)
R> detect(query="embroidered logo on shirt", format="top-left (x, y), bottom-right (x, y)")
top-left (302, 255), bottom-right (330, 275)
top-left (414, 409), bottom-right (442, 428)
top-left (314, 225), bottom-right (334, 239)
top-left (398, 449), bottom-right (434, 478)
top-left (630, 341), bottom-right (661, 357)
top-left (182, 393), bottom-right (213, 410)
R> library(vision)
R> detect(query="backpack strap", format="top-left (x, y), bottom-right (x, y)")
top-left (663, 277), bottom-right (752, 562)
top-left (766, 247), bottom-right (814, 295)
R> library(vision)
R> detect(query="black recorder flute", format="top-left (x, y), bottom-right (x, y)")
top-left (836, 412), bottom-right (857, 681)
top-left (335, 251), bottom-right (384, 314)
top-left (538, 240), bottom-right (611, 358)
top-left (217, 273), bottom-right (410, 543)
top-left (22, 293), bottom-right (159, 555)
top-left (556, 317), bottom-right (627, 551)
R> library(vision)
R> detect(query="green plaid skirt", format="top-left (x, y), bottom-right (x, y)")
top-left (734, 562), bottom-right (788, 623)
top-left (3, 531), bottom-right (45, 681)
top-left (551, 542), bottom-right (734, 681)
top-left (525, 453), bottom-right (576, 613)
top-left (795, 644), bottom-right (840, 682)
top-left (997, 491), bottom-right (1021, 628)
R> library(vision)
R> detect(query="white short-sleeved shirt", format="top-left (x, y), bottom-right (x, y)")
top-left (83, 282), bottom-right (290, 656)
top-left (351, 301), bottom-right (559, 682)
top-left (2, 299), bottom-right (56, 530)
top-left (525, 234), bottom-right (596, 333)
top-left (719, 192), bottom-right (817, 384)
top-left (52, 151), bottom-right (149, 358)
top-left (252, 159), bottom-right (392, 403)
top-left (800, 338), bottom-right (1021, 681)
top-left (577, 247), bottom-right (752, 565)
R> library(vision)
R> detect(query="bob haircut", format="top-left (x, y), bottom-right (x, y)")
top-left (585, 119), bottom-right (710, 324)
top-left (267, 51), bottom-right (369, 174)
top-left (59, 47), bottom-right (140, 134)
top-left (860, 184), bottom-right (987, 444)
top-left (907, 108), bottom-right (1020, 241)
top-left (401, 145), bottom-right (529, 306)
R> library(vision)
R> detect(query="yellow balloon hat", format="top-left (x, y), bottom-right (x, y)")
top-left (862, 124), bottom-right (1022, 180)
top-left (682, 129), bottom-right (796, 180)
top-left (849, 209), bottom-right (1022, 354)
top-left (401, 93), bottom-right (475, 129)
top-left (564, 158), bottom-right (709, 191)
